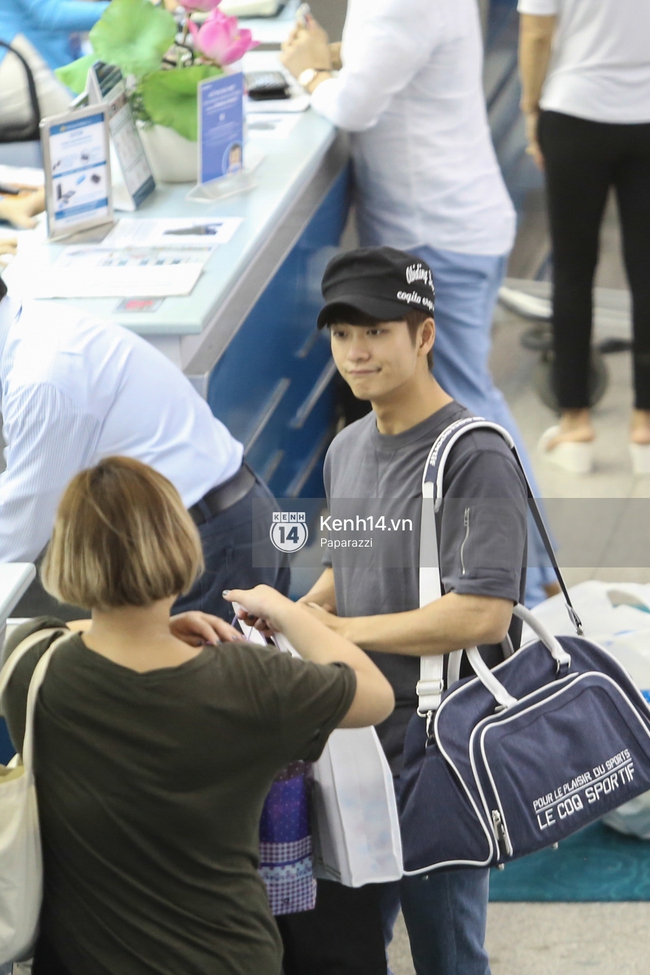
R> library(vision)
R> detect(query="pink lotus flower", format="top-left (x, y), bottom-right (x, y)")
top-left (180, 0), bottom-right (222, 11)
top-left (188, 9), bottom-right (258, 66)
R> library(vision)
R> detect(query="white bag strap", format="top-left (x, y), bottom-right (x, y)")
top-left (0, 628), bottom-right (66, 700)
top-left (0, 628), bottom-right (72, 772)
top-left (417, 417), bottom-right (580, 715)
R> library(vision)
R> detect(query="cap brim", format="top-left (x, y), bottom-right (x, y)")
top-left (316, 294), bottom-right (413, 329)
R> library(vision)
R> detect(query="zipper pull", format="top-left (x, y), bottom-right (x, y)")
top-left (491, 809), bottom-right (513, 859)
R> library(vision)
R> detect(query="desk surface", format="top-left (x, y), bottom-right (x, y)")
top-left (1, 55), bottom-right (346, 380)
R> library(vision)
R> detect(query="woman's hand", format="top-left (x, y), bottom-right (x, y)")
top-left (0, 238), bottom-right (17, 260)
top-left (0, 188), bottom-right (45, 229)
top-left (169, 611), bottom-right (245, 646)
top-left (223, 585), bottom-right (298, 635)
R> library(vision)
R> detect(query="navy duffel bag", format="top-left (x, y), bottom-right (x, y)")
top-left (399, 418), bottom-right (650, 874)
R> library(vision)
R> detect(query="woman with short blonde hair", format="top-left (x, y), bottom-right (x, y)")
top-left (2, 456), bottom-right (393, 975)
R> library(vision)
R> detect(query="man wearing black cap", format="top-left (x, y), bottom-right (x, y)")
top-left (285, 248), bottom-right (528, 975)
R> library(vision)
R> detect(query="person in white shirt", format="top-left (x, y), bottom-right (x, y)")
top-left (279, 0), bottom-right (558, 609)
top-left (0, 277), bottom-right (289, 621)
top-left (519, 0), bottom-right (650, 475)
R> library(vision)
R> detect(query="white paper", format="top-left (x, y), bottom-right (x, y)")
top-left (103, 217), bottom-right (243, 249)
top-left (4, 259), bottom-right (203, 299)
top-left (0, 165), bottom-right (45, 188)
top-left (247, 114), bottom-right (300, 139)
top-left (55, 246), bottom-right (212, 270)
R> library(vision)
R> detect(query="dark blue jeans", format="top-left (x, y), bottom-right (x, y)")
top-left (174, 476), bottom-right (290, 620)
top-left (381, 868), bottom-right (491, 975)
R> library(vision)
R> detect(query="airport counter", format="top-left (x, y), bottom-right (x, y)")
top-left (2, 110), bottom-right (350, 500)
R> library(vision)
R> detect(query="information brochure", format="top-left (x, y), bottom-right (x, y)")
top-left (103, 217), bottom-right (243, 249)
top-left (41, 105), bottom-right (113, 240)
top-left (198, 73), bottom-right (245, 186)
top-left (87, 62), bottom-right (155, 211)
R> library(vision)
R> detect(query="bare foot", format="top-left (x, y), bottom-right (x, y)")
top-left (545, 409), bottom-right (595, 450)
top-left (631, 410), bottom-right (650, 445)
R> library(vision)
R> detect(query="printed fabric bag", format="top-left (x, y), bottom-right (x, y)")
top-left (0, 628), bottom-right (70, 964)
top-left (259, 761), bottom-right (316, 915)
top-left (399, 417), bottom-right (650, 873)
top-left (236, 621), bottom-right (317, 914)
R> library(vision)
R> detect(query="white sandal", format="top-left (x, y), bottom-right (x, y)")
top-left (538, 426), bottom-right (594, 474)
top-left (629, 443), bottom-right (650, 476)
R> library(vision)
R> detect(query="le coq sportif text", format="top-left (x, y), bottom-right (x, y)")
top-left (532, 749), bottom-right (634, 830)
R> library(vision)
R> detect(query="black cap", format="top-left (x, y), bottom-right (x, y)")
top-left (317, 246), bottom-right (435, 329)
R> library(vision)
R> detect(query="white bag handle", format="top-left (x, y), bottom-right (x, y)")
top-left (512, 603), bottom-right (571, 667)
top-left (462, 606), bottom-right (572, 710)
top-left (0, 628), bottom-right (72, 772)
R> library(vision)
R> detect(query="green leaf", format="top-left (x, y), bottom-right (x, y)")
top-left (89, 0), bottom-right (177, 78)
top-left (140, 66), bottom-right (223, 142)
top-left (54, 54), bottom-right (96, 95)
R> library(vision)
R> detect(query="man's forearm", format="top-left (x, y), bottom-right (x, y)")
top-left (519, 14), bottom-right (556, 113)
top-left (299, 567), bottom-right (337, 612)
top-left (339, 593), bottom-right (513, 657)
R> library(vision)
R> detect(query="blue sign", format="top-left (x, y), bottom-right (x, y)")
top-left (198, 73), bottom-right (244, 186)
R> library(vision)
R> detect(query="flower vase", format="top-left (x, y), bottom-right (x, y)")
top-left (138, 124), bottom-right (198, 184)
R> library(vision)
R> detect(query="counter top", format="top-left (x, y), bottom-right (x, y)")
top-left (2, 53), bottom-right (347, 385)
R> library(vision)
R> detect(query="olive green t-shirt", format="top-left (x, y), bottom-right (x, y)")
top-left (2, 618), bottom-right (356, 975)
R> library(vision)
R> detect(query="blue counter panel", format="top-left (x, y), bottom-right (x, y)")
top-left (207, 166), bottom-right (351, 499)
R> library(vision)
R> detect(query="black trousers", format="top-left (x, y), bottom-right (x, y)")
top-left (538, 110), bottom-right (650, 410)
top-left (277, 880), bottom-right (388, 975)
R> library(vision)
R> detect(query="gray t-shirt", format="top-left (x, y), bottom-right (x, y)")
top-left (323, 401), bottom-right (527, 772)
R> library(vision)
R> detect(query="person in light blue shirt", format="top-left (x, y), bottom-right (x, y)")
top-left (0, 0), bottom-right (109, 128)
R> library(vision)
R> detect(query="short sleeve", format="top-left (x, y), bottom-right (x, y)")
top-left (249, 646), bottom-right (356, 763)
top-left (1, 617), bottom-right (69, 752)
top-left (438, 441), bottom-right (527, 603)
top-left (517, 0), bottom-right (559, 14)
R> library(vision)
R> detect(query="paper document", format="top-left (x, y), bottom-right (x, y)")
top-left (4, 246), bottom-right (206, 299)
top-left (103, 217), bottom-right (242, 249)
top-left (55, 246), bottom-right (212, 270)
top-left (247, 113), bottom-right (300, 139)
top-left (0, 165), bottom-right (45, 188)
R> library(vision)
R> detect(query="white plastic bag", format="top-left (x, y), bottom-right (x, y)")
top-left (0, 628), bottom-right (69, 964)
top-left (311, 724), bottom-right (403, 887)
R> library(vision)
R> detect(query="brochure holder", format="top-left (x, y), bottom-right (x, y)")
top-left (41, 104), bottom-right (113, 241)
top-left (86, 62), bottom-right (155, 211)
top-left (186, 73), bottom-right (263, 204)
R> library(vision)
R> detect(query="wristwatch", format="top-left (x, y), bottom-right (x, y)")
top-left (298, 68), bottom-right (330, 89)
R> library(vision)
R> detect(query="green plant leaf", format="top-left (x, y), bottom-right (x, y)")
top-left (89, 0), bottom-right (177, 78)
top-left (54, 54), bottom-right (96, 95)
top-left (140, 66), bottom-right (223, 142)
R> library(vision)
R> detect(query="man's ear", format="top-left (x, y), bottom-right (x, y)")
top-left (420, 317), bottom-right (435, 358)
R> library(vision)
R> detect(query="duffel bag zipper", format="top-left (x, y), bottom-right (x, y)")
top-left (491, 809), bottom-right (513, 859)
top-left (460, 507), bottom-right (470, 575)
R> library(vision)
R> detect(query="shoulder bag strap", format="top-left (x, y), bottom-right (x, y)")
top-left (0, 628), bottom-right (71, 773)
top-left (0, 628), bottom-right (67, 700)
top-left (22, 632), bottom-right (72, 773)
top-left (417, 417), bottom-right (582, 715)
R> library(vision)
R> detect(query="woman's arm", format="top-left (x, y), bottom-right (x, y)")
top-left (225, 586), bottom-right (394, 729)
top-left (518, 13), bottom-right (557, 168)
